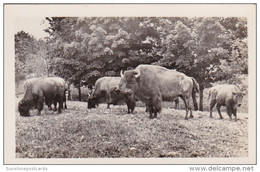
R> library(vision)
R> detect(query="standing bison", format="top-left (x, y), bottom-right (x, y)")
top-left (88, 77), bottom-right (135, 113)
top-left (208, 84), bottom-right (245, 121)
top-left (117, 64), bottom-right (199, 119)
top-left (18, 77), bottom-right (66, 116)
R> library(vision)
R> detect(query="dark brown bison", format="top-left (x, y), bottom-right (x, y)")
top-left (18, 77), bottom-right (66, 116)
top-left (23, 77), bottom-right (67, 111)
top-left (88, 77), bottom-right (135, 113)
top-left (208, 84), bottom-right (245, 121)
top-left (117, 64), bottom-right (199, 119)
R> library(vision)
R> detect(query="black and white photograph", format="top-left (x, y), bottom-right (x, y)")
top-left (3, 4), bottom-right (256, 165)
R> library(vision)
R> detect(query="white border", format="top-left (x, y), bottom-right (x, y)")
top-left (3, 3), bottom-right (257, 165)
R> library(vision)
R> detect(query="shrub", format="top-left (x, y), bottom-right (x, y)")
top-left (70, 86), bottom-right (91, 102)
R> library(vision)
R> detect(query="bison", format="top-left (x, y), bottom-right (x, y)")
top-left (18, 77), bottom-right (66, 116)
top-left (208, 84), bottom-right (245, 121)
top-left (117, 64), bottom-right (199, 119)
top-left (47, 77), bottom-right (67, 110)
top-left (88, 77), bottom-right (136, 113)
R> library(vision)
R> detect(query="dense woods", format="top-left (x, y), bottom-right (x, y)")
top-left (15, 17), bottom-right (248, 110)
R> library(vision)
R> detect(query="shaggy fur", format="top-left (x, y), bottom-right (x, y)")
top-left (88, 77), bottom-right (135, 113)
top-left (118, 64), bottom-right (199, 119)
top-left (18, 77), bottom-right (66, 116)
top-left (208, 84), bottom-right (244, 121)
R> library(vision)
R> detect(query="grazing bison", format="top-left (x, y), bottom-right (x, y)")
top-left (88, 77), bottom-right (135, 113)
top-left (208, 84), bottom-right (245, 121)
top-left (118, 64), bottom-right (199, 119)
top-left (18, 77), bottom-right (66, 116)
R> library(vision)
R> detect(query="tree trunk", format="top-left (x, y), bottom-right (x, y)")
top-left (192, 90), bottom-right (199, 111)
top-left (78, 86), bottom-right (81, 101)
top-left (68, 83), bottom-right (71, 101)
top-left (199, 86), bottom-right (204, 111)
top-left (45, 57), bottom-right (49, 77)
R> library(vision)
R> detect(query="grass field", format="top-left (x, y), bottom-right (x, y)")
top-left (15, 97), bottom-right (248, 158)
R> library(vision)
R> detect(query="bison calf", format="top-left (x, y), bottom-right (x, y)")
top-left (208, 84), bottom-right (245, 121)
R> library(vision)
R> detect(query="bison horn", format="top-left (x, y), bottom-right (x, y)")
top-left (120, 70), bottom-right (124, 77)
top-left (135, 69), bottom-right (141, 79)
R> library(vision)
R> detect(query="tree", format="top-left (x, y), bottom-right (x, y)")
top-left (15, 31), bottom-right (37, 80)
top-left (45, 17), bottom-right (163, 96)
top-left (44, 17), bottom-right (248, 107)
top-left (157, 18), bottom-right (240, 111)
top-left (15, 31), bottom-right (48, 92)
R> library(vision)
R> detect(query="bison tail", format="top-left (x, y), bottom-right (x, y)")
top-left (63, 89), bottom-right (67, 109)
top-left (191, 77), bottom-right (200, 95)
top-left (208, 89), bottom-right (211, 100)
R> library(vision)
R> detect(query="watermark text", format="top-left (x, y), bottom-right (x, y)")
top-left (189, 166), bottom-right (254, 172)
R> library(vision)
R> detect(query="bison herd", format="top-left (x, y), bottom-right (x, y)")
top-left (18, 64), bottom-right (245, 121)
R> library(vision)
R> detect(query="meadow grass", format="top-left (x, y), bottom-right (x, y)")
top-left (16, 100), bottom-right (248, 158)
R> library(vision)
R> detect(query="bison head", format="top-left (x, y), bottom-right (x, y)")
top-left (117, 69), bottom-right (140, 99)
top-left (232, 92), bottom-right (245, 107)
top-left (87, 96), bottom-right (98, 109)
top-left (107, 87), bottom-right (123, 105)
top-left (18, 99), bottom-right (31, 117)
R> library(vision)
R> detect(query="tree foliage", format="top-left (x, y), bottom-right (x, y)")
top-left (15, 31), bottom-right (48, 85)
top-left (17, 16), bottom-right (248, 108)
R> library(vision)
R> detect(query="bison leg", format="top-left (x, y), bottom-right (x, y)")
top-left (126, 101), bottom-right (135, 114)
top-left (152, 96), bottom-right (161, 118)
top-left (64, 101), bottom-right (67, 109)
top-left (127, 104), bottom-right (131, 114)
top-left (53, 99), bottom-right (57, 111)
top-left (233, 108), bottom-right (237, 121)
top-left (45, 99), bottom-right (52, 110)
top-left (63, 91), bottom-right (67, 109)
top-left (180, 96), bottom-right (188, 120)
top-left (56, 96), bottom-right (63, 114)
top-left (37, 97), bottom-right (44, 116)
top-left (145, 104), bottom-right (149, 112)
top-left (180, 96), bottom-right (192, 119)
top-left (209, 99), bottom-right (216, 118)
top-left (148, 105), bottom-right (154, 119)
top-left (59, 98), bottom-right (64, 109)
top-left (154, 111), bottom-right (157, 118)
top-left (216, 104), bottom-right (223, 119)
top-left (130, 106), bottom-right (134, 113)
top-left (130, 101), bottom-right (136, 113)
top-left (226, 105), bottom-right (233, 120)
top-left (189, 102), bottom-right (193, 118)
top-left (174, 98), bottom-right (179, 109)
top-left (127, 99), bottom-right (135, 114)
top-left (107, 103), bottom-right (110, 109)
top-left (58, 101), bottom-right (62, 113)
top-left (146, 103), bottom-right (155, 119)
